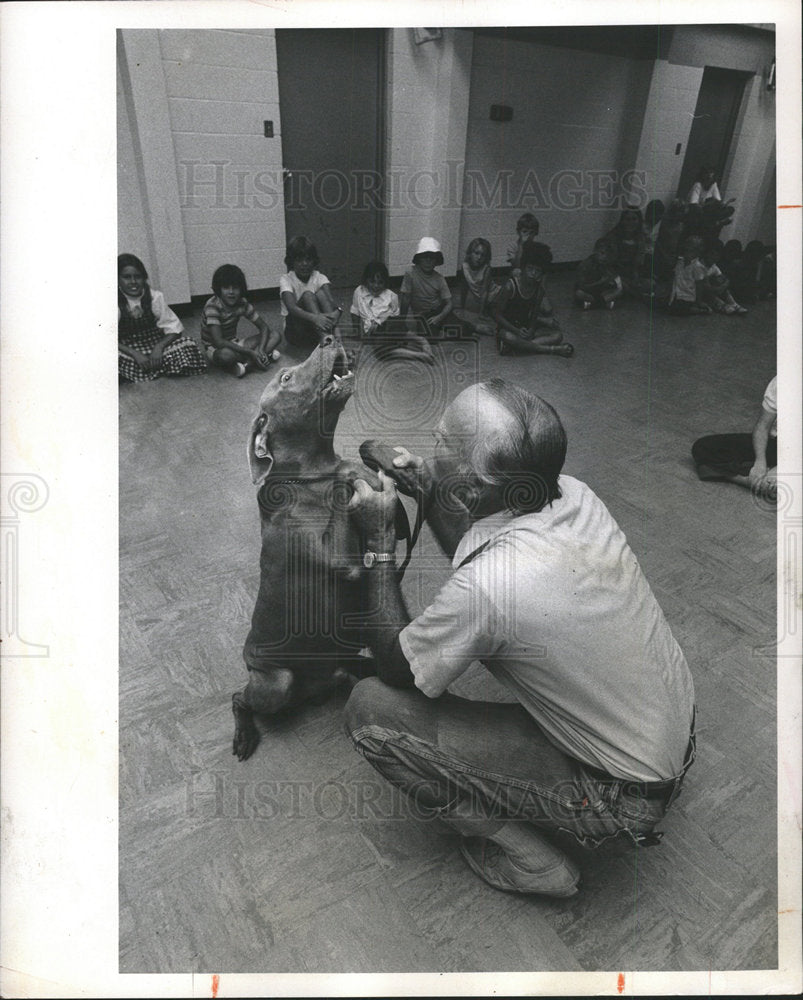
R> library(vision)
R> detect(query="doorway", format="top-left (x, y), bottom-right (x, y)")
top-left (678, 66), bottom-right (750, 200)
top-left (276, 29), bottom-right (385, 288)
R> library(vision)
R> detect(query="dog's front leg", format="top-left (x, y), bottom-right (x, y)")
top-left (232, 666), bottom-right (297, 761)
top-left (232, 689), bottom-right (260, 762)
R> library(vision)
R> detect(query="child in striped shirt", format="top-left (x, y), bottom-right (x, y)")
top-left (201, 264), bottom-right (280, 377)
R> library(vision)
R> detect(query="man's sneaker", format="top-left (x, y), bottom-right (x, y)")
top-left (459, 835), bottom-right (580, 897)
top-left (234, 362), bottom-right (248, 378)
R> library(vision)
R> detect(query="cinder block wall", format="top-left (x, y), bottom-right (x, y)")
top-left (384, 29), bottom-right (474, 277)
top-left (118, 26), bottom-right (776, 300)
top-left (159, 29), bottom-right (286, 296)
top-left (118, 28), bottom-right (286, 301)
top-left (459, 35), bottom-right (653, 265)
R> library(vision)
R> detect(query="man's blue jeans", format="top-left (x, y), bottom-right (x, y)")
top-left (344, 678), bottom-right (686, 849)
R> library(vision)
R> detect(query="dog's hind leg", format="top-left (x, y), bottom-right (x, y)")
top-left (232, 667), bottom-right (297, 761)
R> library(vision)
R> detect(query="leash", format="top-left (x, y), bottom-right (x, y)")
top-left (358, 441), bottom-right (426, 578)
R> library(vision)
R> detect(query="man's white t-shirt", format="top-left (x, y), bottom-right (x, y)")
top-left (400, 476), bottom-right (695, 782)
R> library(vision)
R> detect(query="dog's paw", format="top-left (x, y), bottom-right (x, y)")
top-left (232, 724), bottom-right (260, 762)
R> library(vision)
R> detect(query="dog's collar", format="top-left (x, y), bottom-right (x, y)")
top-left (263, 474), bottom-right (335, 484)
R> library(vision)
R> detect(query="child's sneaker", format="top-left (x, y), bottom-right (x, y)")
top-left (270, 349), bottom-right (281, 362)
top-left (234, 362), bottom-right (248, 378)
top-left (582, 300), bottom-right (591, 311)
top-left (607, 300), bottom-right (615, 310)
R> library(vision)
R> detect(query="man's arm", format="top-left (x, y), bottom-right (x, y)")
top-left (749, 405), bottom-right (776, 486)
top-left (348, 474), bottom-right (416, 687)
top-left (387, 450), bottom-right (470, 560)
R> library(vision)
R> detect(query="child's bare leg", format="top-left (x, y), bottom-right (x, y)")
top-left (210, 346), bottom-right (244, 374)
top-left (298, 290), bottom-right (323, 315)
top-left (314, 288), bottom-right (342, 331)
top-left (575, 288), bottom-right (595, 309)
top-left (528, 326), bottom-right (562, 346)
top-left (291, 290), bottom-right (331, 342)
top-left (602, 286), bottom-right (623, 308)
top-left (498, 328), bottom-right (574, 357)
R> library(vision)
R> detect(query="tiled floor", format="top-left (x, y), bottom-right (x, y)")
top-left (119, 274), bottom-right (778, 972)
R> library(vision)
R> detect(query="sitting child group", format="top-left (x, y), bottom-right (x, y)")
top-left (119, 168), bottom-right (776, 383)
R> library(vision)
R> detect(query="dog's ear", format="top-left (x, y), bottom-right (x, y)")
top-left (248, 412), bottom-right (274, 485)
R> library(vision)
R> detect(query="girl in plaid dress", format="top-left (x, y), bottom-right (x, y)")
top-left (118, 254), bottom-right (207, 382)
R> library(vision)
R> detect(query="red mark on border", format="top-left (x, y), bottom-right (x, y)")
top-left (617, 972), bottom-right (625, 994)
top-left (211, 974), bottom-right (220, 998)
top-left (778, 204), bottom-right (802, 208)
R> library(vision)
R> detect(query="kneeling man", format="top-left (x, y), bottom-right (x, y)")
top-left (345, 378), bottom-right (695, 897)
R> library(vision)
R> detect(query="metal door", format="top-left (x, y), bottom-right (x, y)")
top-left (276, 29), bottom-right (385, 288)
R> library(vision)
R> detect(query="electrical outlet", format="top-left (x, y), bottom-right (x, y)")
top-left (264, 121), bottom-right (274, 138)
top-left (490, 104), bottom-right (513, 122)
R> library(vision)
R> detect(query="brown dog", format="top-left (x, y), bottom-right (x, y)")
top-left (232, 336), bottom-right (380, 761)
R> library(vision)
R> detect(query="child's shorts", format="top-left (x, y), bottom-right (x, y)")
top-left (203, 337), bottom-right (247, 361)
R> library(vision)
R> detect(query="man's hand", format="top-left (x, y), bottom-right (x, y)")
top-left (347, 471), bottom-right (399, 551)
top-left (389, 447), bottom-right (432, 499)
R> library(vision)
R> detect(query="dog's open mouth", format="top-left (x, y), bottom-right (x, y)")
top-left (321, 348), bottom-right (355, 402)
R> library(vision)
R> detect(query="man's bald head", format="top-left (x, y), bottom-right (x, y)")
top-left (440, 379), bottom-right (567, 514)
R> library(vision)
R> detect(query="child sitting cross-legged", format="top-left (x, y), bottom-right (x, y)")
top-left (399, 237), bottom-right (453, 337)
top-left (280, 236), bottom-right (342, 350)
top-left (494, 242), bottom-right (574, 357)
top-left (700, 241), bottom-right (748, 315)
top-left (668, 236), bottom-right (711, 315)
top-left (118, 253), bottom-right (207, 382)
top-left (351, 260), bottom-right (433, 363)
top-left (453, 237), bottom-right (499, 336)
top-left (574, 238), bottom-right (623, 310)
top-left (506, 212), bottom-right (540, 274)
top-left (201, 264), bottom-right (280, 377)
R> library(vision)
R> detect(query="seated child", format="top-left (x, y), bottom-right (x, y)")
top-left (652, 199), bottom-right (688, 283)
top-left (643, 199), bottom-right (666, 248)
top-left (399, 237), bottom-right (453, 334)
top-left (280, 236), bottom-right (342, 349)
top-left (668, 236), bottom-right (711, 315)
top-left (699, 242), bottom-right (748, 315)
top-left (743, 241), bottom-right (776, 301)
top-left (118, 253), bottom-right (207, 383)
top-left (201, 264), bottom-right (280, 377)
top-left (719, 239), bottom-right (773, 304)
top-left (452, 237), bottom-right (499, 336)
top-left (506, 212), bottom-right (540, 273)
top-left (574, 238), bottom-right (623, 310)
top-left (494, 241), bottom-right (574, 357)
top-left (603, 207), bottom-right (653, 298)
top-left (350, 261), bottom-right (432, 363)
top-left (692, 375), bottom-right (777, 502)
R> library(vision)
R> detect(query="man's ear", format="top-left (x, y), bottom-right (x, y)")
top-left (248, 413), bottom-right (274, 485)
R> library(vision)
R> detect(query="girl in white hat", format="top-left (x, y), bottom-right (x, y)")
top-left (399, 237), bottom-right (453, 335)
